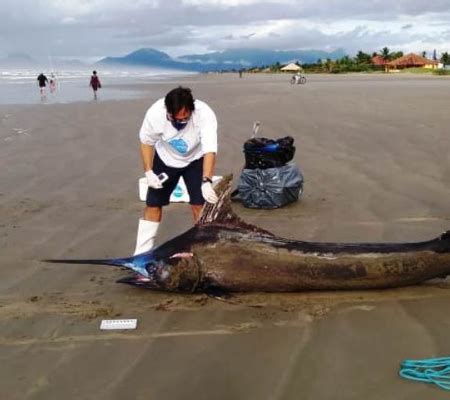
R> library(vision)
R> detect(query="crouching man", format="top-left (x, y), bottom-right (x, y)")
top-left (134, 87), bottom-right (218, 255)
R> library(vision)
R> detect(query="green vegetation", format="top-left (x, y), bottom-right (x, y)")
top-left (239, 47), bottom-right (450, 75)
top-left (441, 52), bottom-right (449, 68)
top-left (399, 67), bottom-right (435, 74)
top-left (434, 69), bottom-right (450, 76)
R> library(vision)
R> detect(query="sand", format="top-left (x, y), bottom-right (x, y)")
top-left (1, 73), bottom-right (450, 399)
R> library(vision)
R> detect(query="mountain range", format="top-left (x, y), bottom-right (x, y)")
top-left (0, 53), bottom-right (86, 69)
top-left (97, 48), bottom-right (346, 71)
top-left (0, 48), bottom-right (346, 71)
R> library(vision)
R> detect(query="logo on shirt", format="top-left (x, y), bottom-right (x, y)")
top-left (168, 138), bottom-right (188, 154)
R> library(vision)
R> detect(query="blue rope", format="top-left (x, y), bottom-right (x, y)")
top-left (399, 357), bottom-right (450, 391)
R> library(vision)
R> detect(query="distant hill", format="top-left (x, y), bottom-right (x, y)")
top-left (54, 59), bottom-right (87, 69)
top-left (0, 53), bottom-right (88, 70)
top-left (97, 47), bottom-right (346, 71)
top-left (178, 48), bottom-right (346, 66)
top-left (98, 48), bottom-right (202, 71)
top-left (0, 53), bottom-right (36, 68)
top-left (100, 48), bottom-right (172, 66)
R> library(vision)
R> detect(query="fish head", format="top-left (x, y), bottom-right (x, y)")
top-left (118, 251), bottom-right (201, 292)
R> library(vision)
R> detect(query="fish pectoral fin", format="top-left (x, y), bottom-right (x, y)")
top-left (170, 252), bottom-right (194, 259)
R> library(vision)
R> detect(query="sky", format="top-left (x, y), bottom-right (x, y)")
top-left (2, 0), bottom-right (450, 62)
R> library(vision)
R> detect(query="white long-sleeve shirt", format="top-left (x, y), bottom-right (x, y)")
top-left (139, 98), bottom-right (218, 168)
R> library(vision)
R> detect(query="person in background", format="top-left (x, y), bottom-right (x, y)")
top-left (134, 86), bottom-right (218, 255)
top-left (89, 70), bottom-right (101, 99)
top-left (37, 73), bottom-right (48, 98)
top-left (49, 74), bottom-right (57, 94)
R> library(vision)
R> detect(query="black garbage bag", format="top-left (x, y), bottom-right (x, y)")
top-left (244, 136), bottom-right (295, 169)
top-left (233, 164), bottom-right (304, 209)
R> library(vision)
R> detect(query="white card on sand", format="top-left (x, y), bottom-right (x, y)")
top-left (100, 319), bottom-right (137, 330)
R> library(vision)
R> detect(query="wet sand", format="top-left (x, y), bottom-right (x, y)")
top-left (1, 73), bottom-right (450, 399)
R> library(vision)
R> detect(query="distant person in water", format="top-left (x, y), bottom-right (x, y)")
top-left (89, 70), bottom-right (101, 99)
top-left (37, 73), bottom-right (48, 98)
top-left (49, 74), bottom-right (57, 94)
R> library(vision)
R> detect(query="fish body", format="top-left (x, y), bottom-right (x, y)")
top-left (46, 176), bottom-right (450, 293)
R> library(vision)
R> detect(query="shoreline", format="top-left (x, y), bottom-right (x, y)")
top-left (0, 71), bottom-right (196, 106)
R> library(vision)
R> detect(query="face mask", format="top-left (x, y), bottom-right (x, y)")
top-left (171, 120), bottom-right (188, 131)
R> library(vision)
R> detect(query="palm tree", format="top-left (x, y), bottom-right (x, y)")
top-left (380, 47), bottom-right (390, 72)
top-left (381, 47), bottom-right (390, 61)
top-left (356, 50), bottom-right (371, 64)
top-left (441, 52), bottom-right (450, 68)
top-left (390, 51), bottom-right (403, 60)
top-left (324, 58), bottom-right (333, 73)
top-left (340, 55), bottom-right (351, 65)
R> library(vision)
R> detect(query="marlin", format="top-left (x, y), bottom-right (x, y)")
top-left (45, 176), bottom-right (450, 293)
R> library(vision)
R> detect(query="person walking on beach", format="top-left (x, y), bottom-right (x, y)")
top-left (134, 86), bottom-right (218, 255)
top-left (49, 74), bottom-right (57, 94)
top-left (37, 73), bottom-right (48, 98)
top-left (89, 70), bottom-right (101, 99)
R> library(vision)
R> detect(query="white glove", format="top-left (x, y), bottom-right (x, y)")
top-left (145, 170), bottom-right (163, 189)
top-left (201, 181), bottom-right (218, 204)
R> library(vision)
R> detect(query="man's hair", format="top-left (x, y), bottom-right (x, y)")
top-left (93, 70), bottom-right (97, 75)
top-left (165, 87), bottom-right (195, 115)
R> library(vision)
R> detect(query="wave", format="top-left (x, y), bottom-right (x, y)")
top-left (0, 68), bottom-right (195, 84)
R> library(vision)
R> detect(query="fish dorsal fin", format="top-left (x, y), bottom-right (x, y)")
top-left (197, 174), bottom-right (274, 236)
top-left (197, 175), bottom-right (236, 225)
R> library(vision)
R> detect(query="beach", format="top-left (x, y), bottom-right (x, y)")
top-left (1, 73), bottom-right (450, 399)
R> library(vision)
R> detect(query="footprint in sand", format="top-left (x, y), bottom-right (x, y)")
top-left (339, 304), bottom-right (376, 314)
top-left (12, 128), bottom-right (30, 136)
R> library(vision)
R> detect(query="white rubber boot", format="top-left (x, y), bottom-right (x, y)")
top-left (133, 219), bottom-right (160, 255)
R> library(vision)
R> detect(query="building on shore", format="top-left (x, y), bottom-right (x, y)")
top-left (371, 54), bottom-right (389, 72)
top-left (387, 53), bottom-right (439, 70)
top-left (371, 55), bottom-right (387, 66)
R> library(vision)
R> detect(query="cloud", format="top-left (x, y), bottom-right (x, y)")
top-left (1, 0), bottom-right (450, 60)
top-left (240, 33), bottom-right (256, 40)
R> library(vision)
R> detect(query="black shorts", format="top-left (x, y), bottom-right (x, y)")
top-left (146, 152), bottom-right (205, 207)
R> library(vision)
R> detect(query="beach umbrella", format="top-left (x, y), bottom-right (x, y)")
top-left (280, 63), bottom-right (302, 72)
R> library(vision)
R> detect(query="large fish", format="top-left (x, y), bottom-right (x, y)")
top-left (46, 175), bottom-right (450, 293)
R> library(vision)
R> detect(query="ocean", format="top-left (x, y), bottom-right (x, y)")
top-left (0, 68), bottom-right (195, 105)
